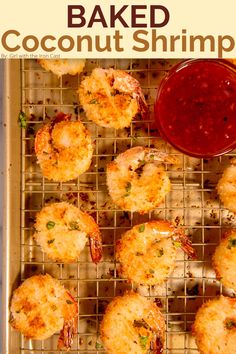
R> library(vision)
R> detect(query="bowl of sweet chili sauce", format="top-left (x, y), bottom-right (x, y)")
top-left (154, 59), bottom-right (236, 158)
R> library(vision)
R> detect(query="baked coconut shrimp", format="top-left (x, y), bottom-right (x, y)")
top-left (212, 230), bottom-right (236, 291)
top-left (116, 220), bottom-right (196, 285)
top-left (10, 274), bottom-right (78, 350)
top-left (193, 296), bottom-right (236, 354)
top-left (38, 59), bottom-right (86, 76)
top-left (217, 160), bottom-right (236, 213)
top-left (107, 146), bottom-right (178, 213)
top-left (78, 68), bottom-right (148, 129)
top-left (101, 291), bottom-right (165, 354)
top-left (35, 112), bottom-right (93, 182)
top-left (34, 202), bottom-right (102, 264)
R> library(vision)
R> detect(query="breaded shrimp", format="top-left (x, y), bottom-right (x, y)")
top-left (35, 112), bottom-right (93, 182)
top-left (78, 68), bottom-right (148, 129)
top-left (107, 146), bottom-right (178, 213)
top-left (217, 160), bottom-right (236, 213)
top-left (38, 59), bottom-right (86, 76)
top-left (34, 202), bottom-right (102, 264)
top-left (212, 230), bottom-right (236, 291)
top-left (193, 296), bottom-right (236, 354)
top-left (101, 291), bottom-right (165, 354)
top-left (10, 274), bottom-right (78, 350)
top-left (116, 220), bottom-right (196, 285)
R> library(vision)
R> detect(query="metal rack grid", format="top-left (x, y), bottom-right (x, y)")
top-left (18, 58), bottom-right (236, 354)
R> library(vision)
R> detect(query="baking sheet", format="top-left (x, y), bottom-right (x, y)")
top-left (3, 58), bottom-right (236, 353)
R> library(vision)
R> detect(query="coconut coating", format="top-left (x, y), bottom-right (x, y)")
top-left (10, 274), bottom-right (78, 341)
top-left (34, 202), bottom-right (101, 263)
top-left (79, 68), bottom-right (147, 129)
top-left (35, 114), bottom-right (93, 182)
top-left (217, 163), bottom-right (236, 213)
top-left (107, 146), bottom-right (173, 213)
top-left (38, 59), bottom-right (86, 76)
top-left (101, 292), bottom-right (165, 354)
top-left (193, 296), bottom-right (236, 354)
top-left (116, 221), bottom-right (185, 285)
top-left (212, 230), bottom-right (236, 291)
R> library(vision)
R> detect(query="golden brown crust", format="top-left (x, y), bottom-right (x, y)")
top-left (101, 291), bottom-right (165, 354)
top-left (107, 147), bottom-right (171, 213)
top-left (79, 68), bottom-right (147, 129)
top-left (116, 221), bottom-right (179, 285)
top-left (34, 202), bottom-right (101, 263)
top-left (217, 163), bottom-right (236, 213)
top-left (35, 113), bottom-right (93, 182)
top-left (38, 59), bottom-right (86, 76)
top-left (212, 230), bottom-right (236, 291)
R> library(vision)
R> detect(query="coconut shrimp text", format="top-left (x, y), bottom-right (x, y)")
top-left (107, 146), bottom-right (178, 213)
top-left (101, 292), bottom-right (165, 354)
top-left (34, 202), bottom-right (102, 264)
top-left (35, 112), bottom-right (93, 182)
top-left (79, 68), bottom-right (148, 129)
top-left (10, 274), bottom-right (78, 351)
top-left (116, 220), bottom-right (196, 285)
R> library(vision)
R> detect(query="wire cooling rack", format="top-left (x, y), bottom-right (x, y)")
top-left (18, 59), bottom-right (236, 353)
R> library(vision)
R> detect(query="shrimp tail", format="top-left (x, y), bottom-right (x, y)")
top-left (153, 336), bottom-right (164, 354)
top-left (89, 233), bottom-right (103, 264)
top-left (57, 317), bottom-right (77, 351)
top-left (173, 230), bottom-right (196, 260)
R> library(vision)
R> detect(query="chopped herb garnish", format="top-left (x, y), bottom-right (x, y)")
top-left (157, 248), bottom-right (164, 257)
top-left (149, 154), bottom-right (154, 160)
top-left (173, 241), bottom-right (182, 248)
top-left (139, 335), bottom-right (148, 350)
top-left (18, 111), bottom-right (27, 129)
top-left (149, 269), bottom-right (155, 274)
top-left (95, 342), bottom-right (103, 349)
top-left (66, 300), bottom-right (73, 305)
top-left (139, 224), bottom-right (145, 233)
top-left (69, 221), bottom-right (80, 231)
top-left (47, 239), bottom-right (55, 244)
top-left (228, 238), bottom-right (236, 249)
top-left (89, 98), bottom-right (98, 104)
top-left (46, 221), bottom-right (55, 230)
top-left (225, 319), bottom-right (236, 330)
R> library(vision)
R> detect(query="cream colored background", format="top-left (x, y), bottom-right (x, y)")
top-left (0, 0), bottom-right (235, 58)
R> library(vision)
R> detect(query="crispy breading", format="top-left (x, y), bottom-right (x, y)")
top-left (101, 291), bottom-right (165, 354)
top-left (34, 202), bottom-right (102, 263)
top-left (193, 296), bottom-right (236, 354)
top-left (78, 68), bottom-right (148, 129)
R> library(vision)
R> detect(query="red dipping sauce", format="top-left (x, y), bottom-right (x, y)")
top-left (155, 59), bottom-right (236, 158)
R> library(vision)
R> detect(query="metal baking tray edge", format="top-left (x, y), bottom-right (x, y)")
top-left (2, 59), bottom-right (21, 354)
